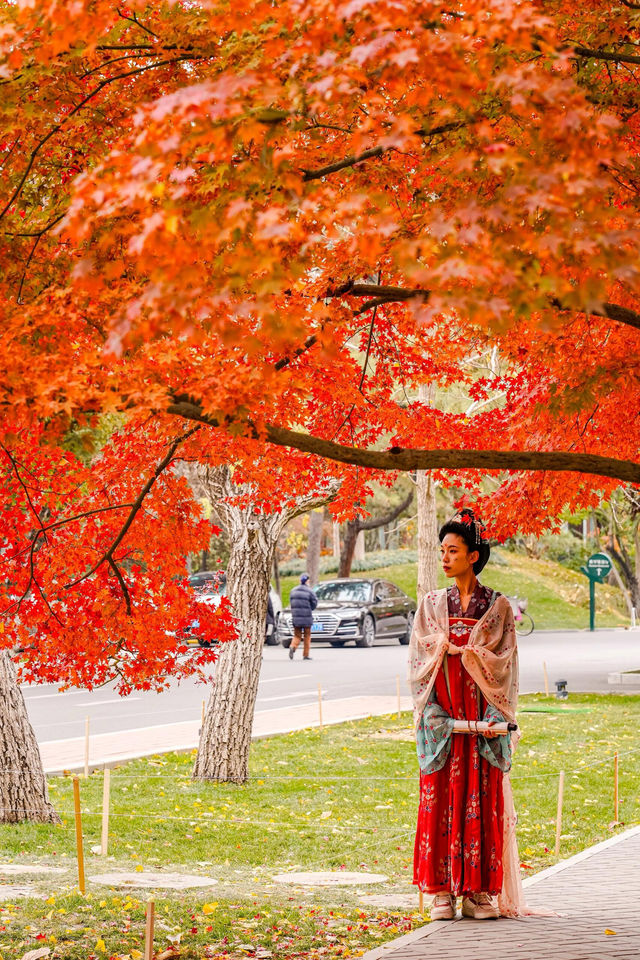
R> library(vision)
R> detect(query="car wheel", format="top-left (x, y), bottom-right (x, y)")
top-left (197, 639), bottom-right (211, 648)
top-left (281, 637), bottom-right (292, 649)
top-left (356, 614), bottom-right (376, 648)
top-left (330, 640), bottom-right (346, 647)
top-left (399, 611), bottom-right (414, 645)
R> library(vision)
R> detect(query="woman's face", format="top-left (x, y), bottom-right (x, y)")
top-left (440, 533), bottom-right (479, 578)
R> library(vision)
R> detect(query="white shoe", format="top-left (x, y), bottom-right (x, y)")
top-left (461, 892), bottom-right (499, 920)
top-left (430, 893), bottom-right (456, 920)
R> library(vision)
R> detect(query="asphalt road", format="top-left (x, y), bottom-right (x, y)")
top-left (21, 628), bottom-right (640, 744)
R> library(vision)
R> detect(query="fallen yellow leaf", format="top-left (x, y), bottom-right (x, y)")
top-left (604, 929), bottom-right (617, 936)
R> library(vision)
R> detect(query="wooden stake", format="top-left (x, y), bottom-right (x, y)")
top-left (101, 767), bottom-right (111, 856)
top-left (554, 770), bottom-right (565, 856)
top-left (144, 898), bottom-right (155, 960)
top-left (318, 684), bottom-right (323, 729)
top-left (396, 675), bottom-right (401, 719)
top-left (84, 715), bottom-right (90, 778)
top-left (418, 890), bottom-right (424, 914)
top-left (614, 752), bottom-right (619, 823)
top-left (543, 661), bottom-right (549, 697)
top-left (72, 776), bottom-right (85, 893)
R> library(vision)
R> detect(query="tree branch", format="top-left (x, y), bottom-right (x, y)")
top-left (301, 121), bottom-right (468, 181)
top-left (0, 57), bottom-right (205, 220)
top-left (359, 489), bottom-right (414, 531)
top-left (166, 400), bottom-right (640, 484)
top-left (573, 45), bottom-right (640, 66)
top-left (63, 427), bottom-right (199, 591)
top-left (326, 283), bottom-right (640, 332)
top-left (302, 146), bottom-right (386, 181)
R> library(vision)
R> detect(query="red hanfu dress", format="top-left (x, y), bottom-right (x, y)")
top-left (413, 583), bottom-right (504, 896)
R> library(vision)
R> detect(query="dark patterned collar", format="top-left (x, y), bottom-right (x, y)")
top-left (447, 581), bottom-right (494, 620)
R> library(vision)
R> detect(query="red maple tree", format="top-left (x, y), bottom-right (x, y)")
top-left (2, 0), bottom-right (640, 686)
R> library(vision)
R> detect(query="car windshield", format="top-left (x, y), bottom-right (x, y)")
top-left (315, 582), bottom-right (372, 603)
top-left (191, 575), bottom-right (227, 597)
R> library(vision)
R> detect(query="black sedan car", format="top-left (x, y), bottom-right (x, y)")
top-left (278, 577), bottom-right (416, 648)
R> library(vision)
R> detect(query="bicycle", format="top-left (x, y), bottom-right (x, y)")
top-left (507, 595), bottom-right (535, 636)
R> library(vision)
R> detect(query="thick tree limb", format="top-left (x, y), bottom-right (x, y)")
top-left (166, 400), bottom-right (640, 484)
top-left (326, 283), bottom-right (640, 332)
top-left (359, 488), bottom-right (414, 531)
top-left (573, 45), bottom-right (640, 66)
top-left (302, 146), bottom-right (386, 181)
top-left (301, 121), bottom-right (468, 181)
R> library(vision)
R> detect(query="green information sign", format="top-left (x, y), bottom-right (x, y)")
top-left (580, 552), bottom-right (613, 630)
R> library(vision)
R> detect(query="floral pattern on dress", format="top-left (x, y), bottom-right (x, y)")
top-left (413, 581), bottom-right (505, 896)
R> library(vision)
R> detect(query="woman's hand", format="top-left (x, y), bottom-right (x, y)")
top-left (483, 718), bottom-right (501, 739)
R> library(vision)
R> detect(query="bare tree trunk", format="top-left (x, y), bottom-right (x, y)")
top-left (272, 549), bottom-right (281, 600)
top-left (306, 508), bottom-right (324, 586)
top-left (0, 653), bottom-right (59, 823)
top-left (416, 383), bottom-right (439, 603)
top-left (338, 520), bottom-right (360, 578)
top-left (416, 468), bottom-right (439, 603)
top-left (188, 465), bottom-right (341, 783)
top-left (194, 520), bottom-right (273, 783)
top-left (354, 529), bottom-right (366, 562)
top-left (332, 522), bottom-right (340, 559)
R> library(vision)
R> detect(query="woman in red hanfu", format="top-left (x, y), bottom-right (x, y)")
top-left (408, 508), bottom-right (527, 921)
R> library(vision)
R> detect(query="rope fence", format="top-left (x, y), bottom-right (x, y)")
top-left (1, 682), bottom-right (638, 900)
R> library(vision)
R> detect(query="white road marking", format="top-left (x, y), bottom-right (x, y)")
top-left (258, 674), bottom-right (311, 683)
top-left (76, 698), bottom-right (140, 707)
top-left (23, 691), bottom-right (68, 700)
top-left (257, 690), bottom-right (325, 703)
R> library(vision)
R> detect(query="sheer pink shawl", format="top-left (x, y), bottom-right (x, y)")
top-left (408, 588), bottom-right (535, 918)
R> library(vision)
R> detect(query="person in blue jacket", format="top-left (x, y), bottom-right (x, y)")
top-left (288, 573), bottom-right (317, 660)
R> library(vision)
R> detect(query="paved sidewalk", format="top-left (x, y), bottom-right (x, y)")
top-left (362, 826), bottom-right (640, 960)
top-left (40, 694), bottom-right (413, 774)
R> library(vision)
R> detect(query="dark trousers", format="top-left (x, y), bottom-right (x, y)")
top-left (292, 625), bottom-right (311, 657)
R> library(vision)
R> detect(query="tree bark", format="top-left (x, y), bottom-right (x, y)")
top-left (187, 466), bottom-right (340, 783)
top-left (0, 652), bottom-right (59, 823)
top-left (193, 515), bottom-right (274, 783)
top-left (168, 401), bottom-right (640, 485)
top-left (416, 383), bottom-right (439, 603)
top-left (338, 520), bottom-right (360, 578)
top-left (416, 468), bottom-right (439, 603)
top-left (306, 508), bottom-right (324, 586)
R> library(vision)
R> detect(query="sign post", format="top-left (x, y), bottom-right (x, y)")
top-left (580, 552), bottom-right (613, 631)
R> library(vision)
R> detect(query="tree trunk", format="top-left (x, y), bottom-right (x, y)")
top-left (0, 653), bottom-right (59, 823)
top-left (338, 520), bottom-right (360, 578)
top-left (306, 508), bottom-right (324, 586)
top-left (193, 521), bottom-right (273, 783)
top-left (416, 467), bottom-right (439, 603)
top-left (332, 522), bottom-right (341, 559)
top-left (272, 549), bottom-right (281, 600)
top-left (188, 465), bottom-right (341, 784)
top-left (416, 382), bottom-right (438, 603)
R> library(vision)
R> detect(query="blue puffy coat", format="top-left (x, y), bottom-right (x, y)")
top-left (289, 583), bottom-right (318, 627)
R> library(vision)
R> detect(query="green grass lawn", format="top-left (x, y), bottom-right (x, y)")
top-left (1, 695), bottom-right (639, 958)
top-left (280, 549), bottom-right (629, 630)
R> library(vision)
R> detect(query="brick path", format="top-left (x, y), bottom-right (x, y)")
top-left (362, 826), bottom-right (640, 960)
